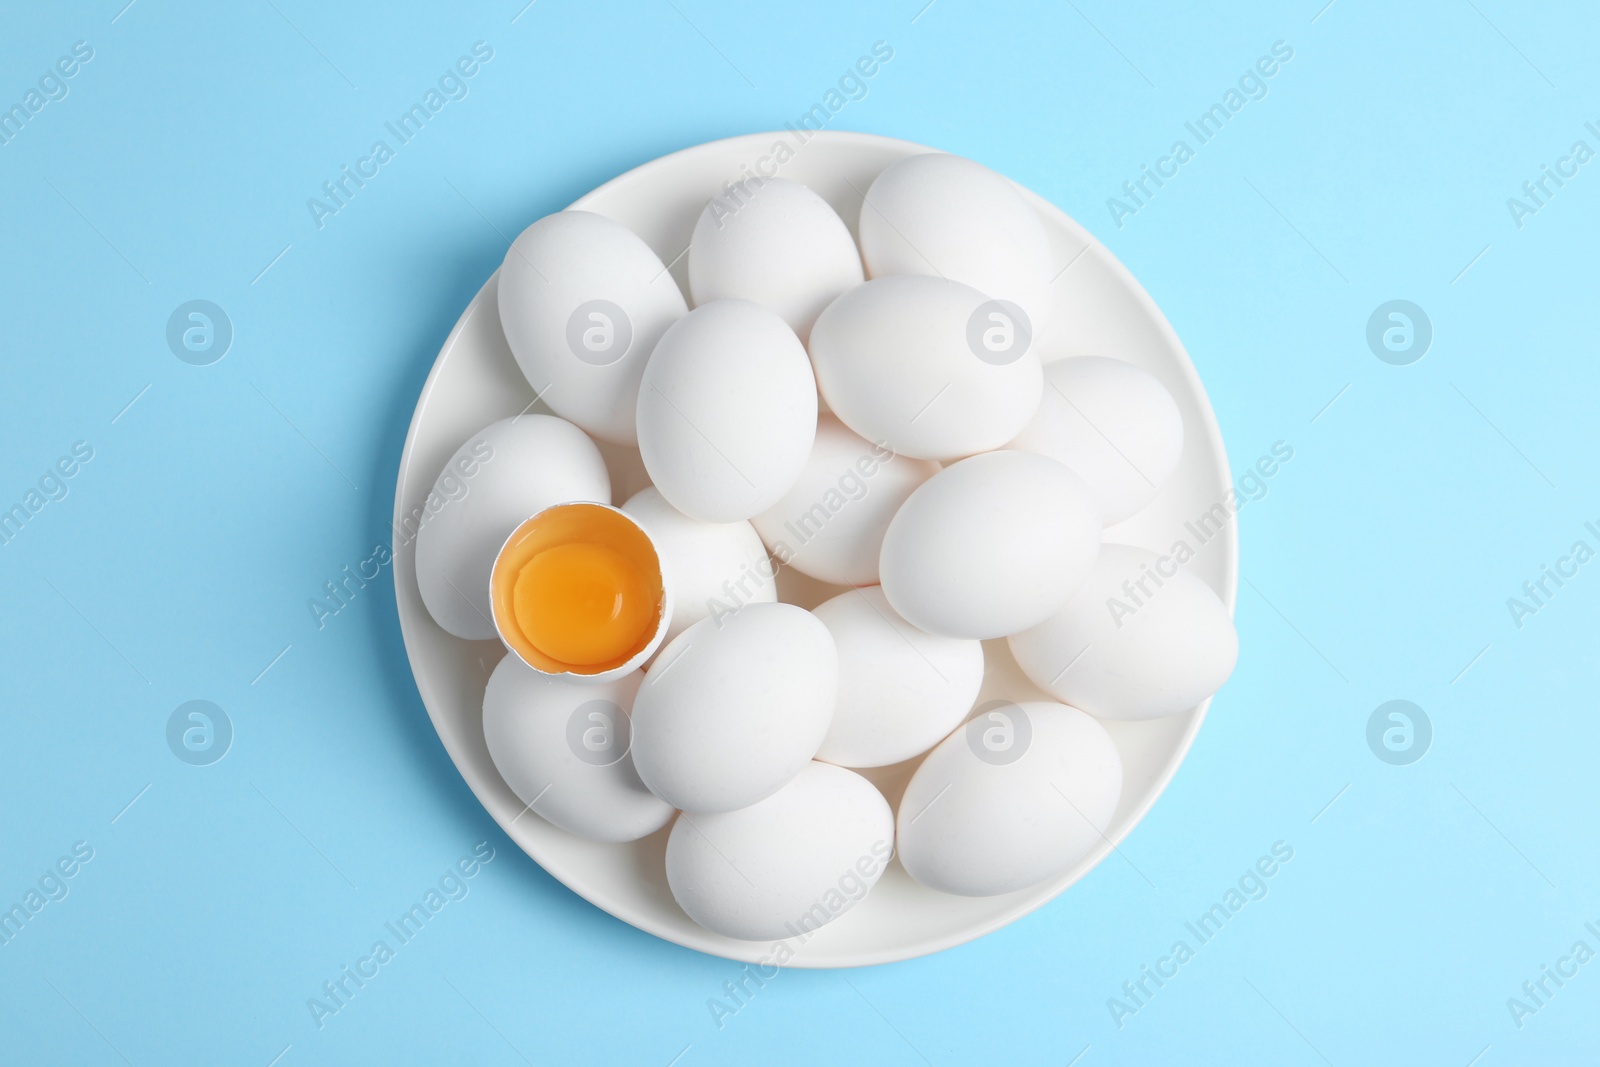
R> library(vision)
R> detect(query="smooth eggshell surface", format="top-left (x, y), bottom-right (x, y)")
top-left (1011, 356), bottom-right (1184, 526)
top-left (497, 210), bottom-right (688, 445)
top-left (1008, 544), bottom-right (1238, 721)
top-left (665, 761), bottom-right (894, 941)
top-left (630, 602), bottom-right (837, 813)
top-left (897, 701), bottom-right (1122, 897)
top-left (858, 153), bottom-right (1055, 336)
top-left (414, 415), bottom-right (610, 640)
top-left (879, 450), bottom-right (1101, 640)
top-left (750, 414), bottom-right (940, 586)
top-left (481, 654), bottom-right (673, 843)
top-left (808, 276), bottom-right (1043, 461)
top-left (636, 300), bottom-right (818, 523)
top-left (621, 487), bottom-right (776, 644)
top-left (687, 178), bottom-right (864, 343)
top-left (812, 586), bottom-right (985, 768)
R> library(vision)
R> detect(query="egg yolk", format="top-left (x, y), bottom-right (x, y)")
top-left (511, 542), bottom-right (655, 666)
top-left (491, 503), bottom-right (665, 675)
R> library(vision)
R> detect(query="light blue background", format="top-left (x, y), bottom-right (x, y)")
top-left (2, 0), bottom-right (1596, 1063)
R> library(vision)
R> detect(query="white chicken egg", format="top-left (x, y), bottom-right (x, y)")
top-left (896, 700), bottom-right (1121, 897)
top-left (1011, 357), bottom-right (1184, 526)
top-left (636, 300), bottom-right (817, 523)
top-left (665, 761), bottom-right (893, 941)
top-left (630, 602), bottom-right (836, 813)
top-left (749, 414), bottom-right (940, 585)
top-left (858, 153), bottom-right (1055, 336)
top-left (1009, 544), bottom-right (1238, 721)
top-left (415, 415), bottom-right (610, 640)
top-left (498, 210), bottom-right (688, 445)
top-left (621, 486), bottom-right (776, 644)
top-left (808, 276), bottom-right (1043, 461)
top-left (879, 450), bottom-right (1101, 640)
top-left (482, 653), bottom-right (672, 843)
top-left (687, 178), bottom-right (863, 342)
top-left (812, 586), bottom-right (984, 768)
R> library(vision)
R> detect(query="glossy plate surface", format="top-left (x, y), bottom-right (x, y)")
top-left (392, 131), bottom-right (1238, 967)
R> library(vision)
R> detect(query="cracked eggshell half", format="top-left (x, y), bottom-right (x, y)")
top-left (489, 502), bottom-right (672, 685)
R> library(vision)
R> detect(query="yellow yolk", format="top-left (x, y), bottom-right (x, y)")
top-left (511, 542), bottom-right (654, 666)
top-left (491, 503), bottom-right (665, 676)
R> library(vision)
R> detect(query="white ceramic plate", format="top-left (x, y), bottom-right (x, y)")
top-left (392, 131), bottom-right (1237, 968)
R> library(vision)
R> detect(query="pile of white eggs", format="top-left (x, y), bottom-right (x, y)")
top-left (413, 153), bottom-right (1238, 943)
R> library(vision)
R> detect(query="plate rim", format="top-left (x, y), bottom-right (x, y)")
top-left (391, 130), bottom-right (1238, 968)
